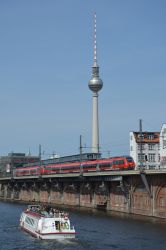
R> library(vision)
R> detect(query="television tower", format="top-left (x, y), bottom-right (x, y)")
top-left (88, 13), bottom-right (103, 154)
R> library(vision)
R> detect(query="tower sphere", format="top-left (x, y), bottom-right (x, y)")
top-left (88, 75), bottom-right (103, 93)
top-left (88, 12), bottom-right (103, 93)
top-left (88, 62), bottom-right (103, 92)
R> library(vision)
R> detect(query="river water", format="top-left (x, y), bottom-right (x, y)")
top-left (0, 201), bottom-right (165, 250)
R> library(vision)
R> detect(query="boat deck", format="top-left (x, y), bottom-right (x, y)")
top-left (25, 205), bottom-right (69, 219)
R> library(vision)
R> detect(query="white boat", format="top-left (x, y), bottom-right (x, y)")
top-left (20, 205), bottom-right (76, 239)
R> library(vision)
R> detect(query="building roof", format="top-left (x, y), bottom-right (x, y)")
top-left (132, 132), bottom-right (160, 143)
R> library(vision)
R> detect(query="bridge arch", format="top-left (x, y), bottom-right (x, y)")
top-left (155, 182), bottom-right (166, 218)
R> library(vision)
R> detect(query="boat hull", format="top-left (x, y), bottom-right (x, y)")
top-left (21, 225), bottom-right (76, 239)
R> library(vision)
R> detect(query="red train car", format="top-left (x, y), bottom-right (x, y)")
top-left (14, 156), bottom-right (135, 177)
top-left (14, 165), bottom-right (40, 177)
top-left (41, 155), bottom-right (135, 175)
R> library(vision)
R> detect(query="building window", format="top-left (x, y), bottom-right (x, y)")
top-left (147, 134), bottom-right (154, 140)
top-left (148, 154), bottom-right (155, 162)
top-left (130, 146), bottom-right (133, 151)
top-left (148, 144), bottom-right (155, 150)
top-left (138, 154), bottom-right (145, 162)
top-left (138, 134), bottom-right (144, 139)
top-left (163, 140), bottom-right (166, 148)
top-left (138, 144), bottom-right (144, 150)
top-left (158, 154), bottom-right (160, 162)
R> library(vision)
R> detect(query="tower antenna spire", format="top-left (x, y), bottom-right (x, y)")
top-left (94, 12), bottom-right (97, 66)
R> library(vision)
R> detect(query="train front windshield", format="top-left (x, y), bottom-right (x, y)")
top-left (126, 157), bottom-right (134, 163)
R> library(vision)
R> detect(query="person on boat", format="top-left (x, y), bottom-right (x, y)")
top-left (53, 209), bottom-right (59, 218)
top-left (49, 208), bottom-right (54, 217)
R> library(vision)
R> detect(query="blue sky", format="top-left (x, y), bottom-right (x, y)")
top-left (0, 0), bottom-right (166, 158)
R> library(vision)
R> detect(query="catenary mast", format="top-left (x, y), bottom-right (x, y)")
top-left (88, 13), bottom-right (103, 154)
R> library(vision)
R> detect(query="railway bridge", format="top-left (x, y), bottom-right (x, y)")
top-left (0, 169), bottom-right (166, 219)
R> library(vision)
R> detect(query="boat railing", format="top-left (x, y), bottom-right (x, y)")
top-left (26, 205), bottom-right (69, 219)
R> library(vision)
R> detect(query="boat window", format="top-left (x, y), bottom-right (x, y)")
top-left (55, 221), bottom-right (60, 230)
top-left (25, 217), bottom-right (35, 226)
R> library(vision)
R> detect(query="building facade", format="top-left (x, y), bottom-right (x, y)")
top-left (160, 123), bottom-right (166, 168)
top-left (0, 152), bottom-right (39, 177)
top-left (130, 131), bottom-right (160, 169)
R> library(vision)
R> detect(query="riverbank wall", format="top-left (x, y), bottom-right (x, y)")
top-left (0, 171), bottom-right (166, 219)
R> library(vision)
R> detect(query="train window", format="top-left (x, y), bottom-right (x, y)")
top-left (106, 163), bottom-right (111, 167)
top-left (99, 163), bottom-right (109, 167)
top-left (113, 160), bottom-right (124, 165)
top-left (63, 166), bottom-right (71, 170)
top-left (87, 154), bottom-right (93, 159)
top-left (99, 163), bottom-right (103, 167)
top-left (61, 165), bottom-right (79, 170)
top-left (62, 166), bottom-right (69, 170)
top-left (126, 157), bottom-right (133, 163)
top-left (84, 164), bottom-right (96, 168)
top-left (45, 167), bottom-right (51, 171)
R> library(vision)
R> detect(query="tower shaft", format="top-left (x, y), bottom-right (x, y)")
top-left (92, 92), bottom-right (99, 153)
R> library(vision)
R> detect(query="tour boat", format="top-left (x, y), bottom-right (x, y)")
top-left (20, 205), bottom-right (76, 239)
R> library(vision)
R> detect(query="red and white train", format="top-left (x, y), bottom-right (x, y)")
top-left (14, 156), bottom-right (135, 177)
